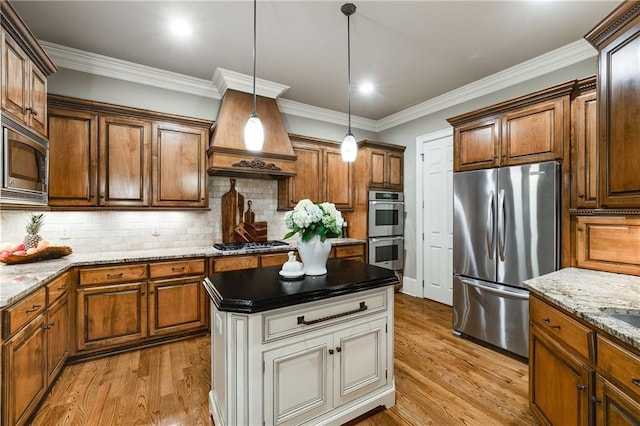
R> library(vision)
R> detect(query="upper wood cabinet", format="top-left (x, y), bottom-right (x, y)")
top-left (586, 2), bottom-right (640, 208)
top-left (449, 81), bottom-right (573, 172)
top-left (365, 144), bottom-right (404, 191)
top-left (571, 77), bottom-right (598, 209)
top-left (1, 3), bottom-right (57, 138)
top-left (47, 95), bottom-right (212, 209)
top-left (278, 135), bottom-right (354, 211)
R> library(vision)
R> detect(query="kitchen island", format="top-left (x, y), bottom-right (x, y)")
top-left (203, 259), bottom-right (398, 426)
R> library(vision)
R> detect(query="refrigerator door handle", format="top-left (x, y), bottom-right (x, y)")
top-left (459, 277), bottom-right (529, 300)
top-left (486, 191), bottom-right (495, 260)
top-left (497, 189), bottom-right (506, 261)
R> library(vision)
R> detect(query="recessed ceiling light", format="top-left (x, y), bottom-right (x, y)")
top-left (168, 17), bottom-right (193, 39)
top-left (359, 81), bottom-right (375, 95)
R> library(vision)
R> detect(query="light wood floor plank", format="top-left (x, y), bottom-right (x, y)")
top-left (31, 294), bottom-right (535, 425)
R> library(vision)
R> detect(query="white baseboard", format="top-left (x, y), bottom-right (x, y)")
top-left (400, 276), bottom-right (421, 298)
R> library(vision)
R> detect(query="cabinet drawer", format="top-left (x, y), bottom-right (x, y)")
top-left (46, 272), bottom-right (70, 304)
top-left (212, 255), bottom-right (259, 273)
top-left (263, 288), bottom-right (389, 342)
top-left (597, 336), bottom-right (640, 400)
top-left (260, 252), bottom-right (290, 268)
top-left (4, 287), bottom-right (46, 337)
top-left (149, 259), bottom-right (205, 279)
top-left (530, 296), bottom-right (594, 360)
top-left (334, 244), bottom-right (364, 259)
top-left (79, 264), bottom-right (148, 286)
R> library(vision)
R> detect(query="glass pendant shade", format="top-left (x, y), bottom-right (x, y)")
top-left (341, 132), bottom-right (357, 162)
top-left (244, 114), bottom-right (264, 151)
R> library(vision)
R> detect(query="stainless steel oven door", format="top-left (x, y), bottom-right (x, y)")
top-left (368, 200), bottom-right (404, 237)
top-left (368, 236), bottom-right (404, 270)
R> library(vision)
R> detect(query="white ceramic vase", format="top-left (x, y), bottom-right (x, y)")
top-left (297, 235), bottom-right (331, 275)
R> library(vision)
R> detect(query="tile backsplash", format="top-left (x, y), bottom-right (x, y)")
top-left (0, 177), bottom-right (291, 254)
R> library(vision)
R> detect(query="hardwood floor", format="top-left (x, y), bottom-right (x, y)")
top-left (31, 294), bottom-right (536, 425)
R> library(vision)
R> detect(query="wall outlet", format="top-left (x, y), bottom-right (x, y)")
top-left (151, 224), bottom-right (160, 236)
top-left (60, 227), bottom-right (71, 240)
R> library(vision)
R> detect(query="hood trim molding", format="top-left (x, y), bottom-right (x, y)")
top-left (212, 67), bottom-right (290, 99)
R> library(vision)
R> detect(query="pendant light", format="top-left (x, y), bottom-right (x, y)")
top-left (341, 3), bottom-right (357, 163)
top-left (244, 0), bottom-right (264, 151)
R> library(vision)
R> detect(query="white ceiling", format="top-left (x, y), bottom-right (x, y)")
top-left (12, 1), bottom-right (619, 121)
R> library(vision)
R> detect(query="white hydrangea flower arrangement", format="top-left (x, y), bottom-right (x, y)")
top-left (284, 199), bottom-right (344, 243)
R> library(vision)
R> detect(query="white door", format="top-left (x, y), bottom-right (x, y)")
top-left (422, 136), bottom-right (453, 305)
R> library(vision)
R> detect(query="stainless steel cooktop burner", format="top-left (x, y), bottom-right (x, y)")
top-left (213, 240), bottom-right (289, 252)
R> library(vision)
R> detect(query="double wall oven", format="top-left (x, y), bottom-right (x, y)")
top-left (368, 191), bottom-right (404, 270)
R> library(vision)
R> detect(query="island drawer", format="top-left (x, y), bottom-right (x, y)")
top-left (262, 288), bottom-right (389, 342)
top-left (79, 264), bottom-right (148, 286)
top-left (530, 296), bottom-right (594, 360)
top-left (4, 287), bottom-right (46, 337)
top-left (47, 272), bottom-right (70, 303)
top-left (597, 336), bottom-right (640, 399)
top-left (149, 259), bottom-right (205, 279)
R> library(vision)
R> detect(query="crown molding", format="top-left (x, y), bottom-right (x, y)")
top-left (277, 98), bottom-right (378, 133)
top-left (40, 38), bottom-right (595, 134)
top-left (40, 40), bottom-right (220, 99)
top-left (212, 67), bottom-right (290, 99)
top-left (376, 39), bottom-right (597, 132)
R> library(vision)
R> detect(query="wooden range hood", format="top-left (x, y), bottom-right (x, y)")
top-left (207, 89), bottom-right (297, 178)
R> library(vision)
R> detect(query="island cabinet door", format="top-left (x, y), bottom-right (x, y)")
top-left (333, 318), bottom-right (387, 407)
top-left (263, 334), bottom-right (333, 426)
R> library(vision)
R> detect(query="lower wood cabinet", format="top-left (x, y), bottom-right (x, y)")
top-left (595, 375), bottom-right (640, 425)
top-left (148, 276), bottom-right (207, 337)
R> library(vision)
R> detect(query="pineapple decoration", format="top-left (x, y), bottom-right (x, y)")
top-left (23, 213), bottom-right (45, 250)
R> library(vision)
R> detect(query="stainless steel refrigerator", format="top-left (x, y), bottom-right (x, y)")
top-left (452, 161), bottom-right (560, 358)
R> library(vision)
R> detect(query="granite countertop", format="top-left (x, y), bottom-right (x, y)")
top-left (524, 267), bottom-right (640, 350)
top-left (203, 259), bottom-right (398, 313)
top-left (0, 238), bottom-right (365, 308)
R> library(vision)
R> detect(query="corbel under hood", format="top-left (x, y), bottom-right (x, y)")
top-left (207, 89), bottom-right (296, 178)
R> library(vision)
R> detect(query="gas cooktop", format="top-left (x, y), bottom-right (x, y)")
top-left (213, 241), bottom-right (290, 252)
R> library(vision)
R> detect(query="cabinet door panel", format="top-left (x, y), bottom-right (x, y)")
top-left (148, 277), bottom-right (206, 336)
top-left (454, 118), bottom-right (500, 171)
top-left (263, 335), bottom-right (332, 426)
top-left (599, 28), bottom-right (640, 207)
top-left (595, 376), bottom-right (640, 426)
top-left (325, 150), bottom-right (353, 210)
top-left (334, 318), bottom-right (387, 406)
top-left (152, 123), bottom-right (207, 207)
top-left (29, 66), bottom-right (48, 137)
top-left (99, 116), bottom-right (151, 206)
top-left (1, 33), bottom-right (28, 122)
top-left (387, 152), bottom-right (403, 190)
top-left (369, 151), bottom-right (386, 187)
top-left (530, 326), bottom-right (590, 426)
top-left (76, 283), bottom-right (147, 351)
top-left (48, 108), bottom-right (98, 206)
top-left (573, 91), bottom-right (598, 208)
top-left (293, 146), bottom-right (322, 205)
top-left (4, 315), bottom-right (47, 426)
top-left (501, 98), bottom-right (565, 165)
top-left (46, 295), bottom-right (69, 385)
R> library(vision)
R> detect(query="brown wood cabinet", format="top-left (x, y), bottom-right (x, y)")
top-left (2, 272), bottom-right (70, 426)
top-left (571, 77), bottom-right (598, 209)
top-left (0, 2), bottom-right (57, 139)
top-left (278, 135), bottom-right (354, 211)
top-left (586, 2), bottom-right (640, 208)
top-left (364, 144), bottom-right (404, 191)
top-left (576, 216), bottom-right (640, 276)
top-left (529, 294), bottom-right (640, 426)
top-left (448, 81), bottom-right (573, 172)
top-left (47, 95), bottom-right (212, 209)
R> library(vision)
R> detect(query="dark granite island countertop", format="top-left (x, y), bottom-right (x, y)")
top-left (203, 259), bottom-right (399, 313)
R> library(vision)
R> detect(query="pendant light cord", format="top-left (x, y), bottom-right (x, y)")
top-left (347, 10), bottom-right (352, 133)
top-left (252, 0), bottom-right (257, 115)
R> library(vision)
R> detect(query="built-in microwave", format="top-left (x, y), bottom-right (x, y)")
top-left (368, 191), bottom-right (404, 237)
top-left (1, 119), bottom-right (49, 206)
top-left (368, 236), bottom-right (404, 270)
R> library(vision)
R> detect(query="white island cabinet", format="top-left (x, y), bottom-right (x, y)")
top-left (204, 259), bottom-right (397, 426)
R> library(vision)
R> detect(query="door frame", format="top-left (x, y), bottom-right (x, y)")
top-left (410, 128), bottom-right (453, 299)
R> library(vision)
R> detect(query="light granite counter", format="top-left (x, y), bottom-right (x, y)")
top-left (524, 267), bottom-right (640, 350)
top-left (0, 238), bottom-right (365, 308)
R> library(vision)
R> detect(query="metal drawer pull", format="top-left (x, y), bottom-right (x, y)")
top-left (57, 284), bottom-right (67, 290)
top-left (26, 304), bottom-right (42, 313)
top-left (106, 272), bottom-right (124, 279)
top-left (297, 302), bottom-right (368, 325)
top-left (171, 267), bottom-right (185, 272)
top-left (542, 318), bottom-right (561, 329)
top-left (632, 378), bottom-right (640, 388)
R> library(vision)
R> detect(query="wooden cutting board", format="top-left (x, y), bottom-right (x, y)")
top-left (244, 200), bottom-right (255, 225)
top-left (221, 178), bottom-right (244, 243)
